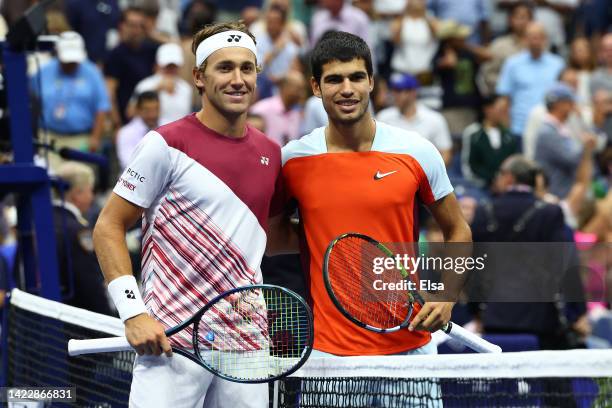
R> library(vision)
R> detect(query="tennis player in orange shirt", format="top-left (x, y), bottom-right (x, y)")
top-left (267, 31), bottom-right (472, 358)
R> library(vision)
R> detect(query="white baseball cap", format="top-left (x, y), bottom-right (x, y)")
top-left (56, 31), bottom-right (87, 63)
top-left (156, 43), bottom-right (184, 67)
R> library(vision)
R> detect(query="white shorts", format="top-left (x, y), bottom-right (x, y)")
top-left (129, 353), bottom-right (268, 408)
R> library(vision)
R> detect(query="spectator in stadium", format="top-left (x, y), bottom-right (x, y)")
top-left (250, 70), bottom-right (306, 146)
top-left (389, 0), bottom-right (439, 85)
top-left (371, 75), bottom-right (392, 114)
top-left (590, 33), bottom-right (612, 94)
top-left (479, 1), bottom-right (532, 96)
top-left (249, 0), bottom-right (308, 49)
top-left (470, 154), bottom-right (590, 351)
top-left (104, 6), bottom-right (159, 126)
top-left (461, 94), bottom-right (519, 188)
top-left (310, 0), bottom-right (371, 49)
top-left (534, 83), bottom-right (597, 199)
top-left (255, 3), bottom-right (300, 99)
top-left (130, 42), bottom-right (192, 126)
top-left (531, 0), bottom-right (578, 54)
top-left (53, 161), bottom-right (112, 316)
top-left (245, 112), bottom-right (266, 133)
top-left (93, 21), bottom-right (280, 407)
top-left (523, 67), bottom-right (591, 160)
top-left (116, 91), bottom-right (160, 170)
top-left (179, 0), bottom-right (217, 111)
top-left (434, 20), bottom-right (490, 136)
top-left (591, 89), bottom-right (612, 144)
top-left (535, 132), bottom-right (595, 232)
top-left (496, 21), bottom-right (565, 138)
top-left (140, 0), bottom-right (178, 44)
top-left (30, 31), bottom-right (110, 170)
top-left (377, 73), bottom-right (452, 166)
top-left (574, 0), bottom-right (611, 42)
top-left (569, 37), bottom-right (597, 106)
top-left (301, 94), bottom-right (328, 135)
top-left (268, 31), bottom-right (471, 359)
top-left (426, 0), bottom-right (491, 45)
top-left (64, 0), bottom-right (121, 64)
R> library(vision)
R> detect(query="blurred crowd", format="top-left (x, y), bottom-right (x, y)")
top-left (0, 0), bottom-right (610, 349)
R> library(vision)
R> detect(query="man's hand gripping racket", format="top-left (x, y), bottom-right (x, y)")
top-left (68, 284), bottom-right (314, 383)
top-left (323, 233), bottom-right (501, 353)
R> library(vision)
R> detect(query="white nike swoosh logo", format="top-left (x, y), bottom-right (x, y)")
top-left (374, 170), bottom-right (398, 180)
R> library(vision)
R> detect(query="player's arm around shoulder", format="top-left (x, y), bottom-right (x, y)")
top-left (93, 193), bottom-right (171, 357)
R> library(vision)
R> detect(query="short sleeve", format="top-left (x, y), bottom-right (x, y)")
top-left (113, 131), bottom-right (172, 209)
top-left (417, 142), bottom-right (454, 205)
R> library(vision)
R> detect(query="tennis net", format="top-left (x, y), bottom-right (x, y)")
top-left (6, 288), bottom-right (133, 407)
top-left (275, 351), bottom-right (612, 407)
top-left (5, 289), bottom-right (612, 407)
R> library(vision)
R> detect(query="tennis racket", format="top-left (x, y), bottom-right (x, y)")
top-left (68, 284), bottom-right (314, 383)
top-left (323, 233), bottom-right (501, 353)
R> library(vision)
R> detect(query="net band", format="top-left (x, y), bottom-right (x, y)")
top-left (291, 350), bottom-right (612, 379)
top-left (10, 288), bottom-right (123, 335)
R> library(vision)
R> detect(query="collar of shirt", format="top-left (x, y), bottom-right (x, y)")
top-left (53, 199), bottom-right (88, 226)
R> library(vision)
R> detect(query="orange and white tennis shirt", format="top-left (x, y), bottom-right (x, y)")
top-left (282, 121), bottom-right (454, 355)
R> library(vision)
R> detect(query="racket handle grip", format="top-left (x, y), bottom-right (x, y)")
top-left (444, 322), bottom-right (502, 353)
top-left (68, 337), bottom-right (132, 356)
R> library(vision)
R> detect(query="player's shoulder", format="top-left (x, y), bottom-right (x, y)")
top-left (281, 127), bottom-right (326, 165)
top-left (373, 121), bottom-right (438, 156)
top-left (153, 114), bottom-right (209, 151)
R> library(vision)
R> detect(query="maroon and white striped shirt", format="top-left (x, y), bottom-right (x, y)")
top-left (114, 113), bottom-right (282, 348)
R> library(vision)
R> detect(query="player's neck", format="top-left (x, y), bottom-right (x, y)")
top-left (196, 106), bottom-right (246, 138)
top-left (326, 112), bottom-right (376, 153)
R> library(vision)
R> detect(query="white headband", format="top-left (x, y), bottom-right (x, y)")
top-left (195, 30), bottom-right (257, 67)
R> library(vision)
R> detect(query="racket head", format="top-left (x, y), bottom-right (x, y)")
top-left (183, 284), bottom-right (313, 383)
top-left (323, 232), bottom-right (415, 333)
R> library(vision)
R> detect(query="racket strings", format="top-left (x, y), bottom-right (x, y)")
top-left (196, 287), bottom-right (312, 381)
top-left (327, 236), bottom-right (412, 329)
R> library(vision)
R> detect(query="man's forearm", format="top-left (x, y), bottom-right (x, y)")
top-left (93, 219), bottom-right (135, 283)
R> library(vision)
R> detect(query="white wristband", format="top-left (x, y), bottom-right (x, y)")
top-left (107, 275), bottom-right (148, 323)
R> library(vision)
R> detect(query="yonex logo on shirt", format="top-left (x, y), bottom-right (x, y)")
top-left (125, 290), bottom-right (136, 299)
top-left (227, 34), bottom-right (242, 42)
top-left (261, 156), bottom-right (270, 165)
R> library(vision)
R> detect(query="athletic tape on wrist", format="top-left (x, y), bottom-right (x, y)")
top-left (195, 30), bottom-right (257, 67)
top-left (107, 275), bottom-right (147, 323)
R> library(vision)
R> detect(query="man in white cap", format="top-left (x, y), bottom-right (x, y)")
top-left (130, 42), bottom-right (192, 125)
top-left (93, 21), bottom-right (282, 407)
top-left (30, 31), bottom-right (110, 169)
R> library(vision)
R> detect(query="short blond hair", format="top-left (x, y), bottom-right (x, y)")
top-left (56, 161), bottom-right (95, 192)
